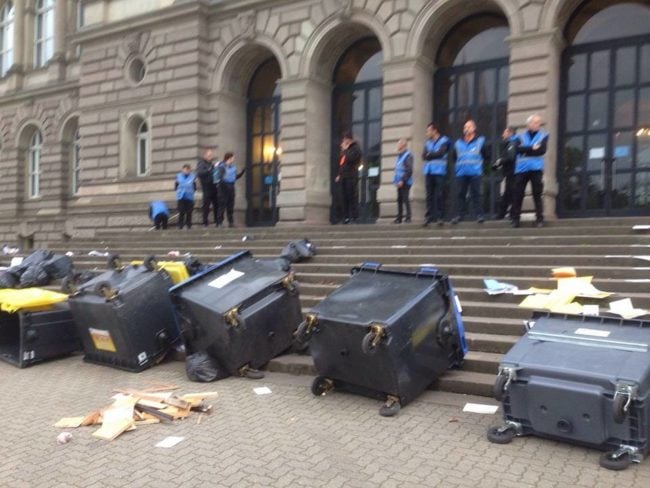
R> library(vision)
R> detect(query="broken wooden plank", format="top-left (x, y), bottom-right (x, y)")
top-left (92, 418), bottom-right (134, 441)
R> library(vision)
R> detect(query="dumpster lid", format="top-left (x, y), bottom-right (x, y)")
top-left (0, 288), bottom-right (68, 313)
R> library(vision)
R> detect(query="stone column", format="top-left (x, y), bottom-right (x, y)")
top-left (7, 0), bottom-right (25, 90)
top-left (377, 56), bottom-right (433, 222)
top-left (507, 29), bottom-right (565, 219)
top-left (49, 0), bottom-right (67, 80)
top-left (276, 76), bottom-right (332, 224)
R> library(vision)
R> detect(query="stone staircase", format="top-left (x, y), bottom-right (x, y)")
top-left (35, 217), bottom-right (650, 397)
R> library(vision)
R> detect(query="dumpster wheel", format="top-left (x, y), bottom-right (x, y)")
top-left (143, 254), bottom-right (158, 272)
top-left (107, 253), bottom-right (124, 271)
top-left (379, 395), bottom-right (401, 417)
top-left (486, 425), bottom-right (516, 444)
top-left (493, 374), bottom-right (508, 402)
top-left (599, 451), bottom-right (631, 471)
top-left (311, 376), bottom-right (334, 396)
top-left (239, 365), bottom-right (264, 380)
top-left (612, 392), bottom-right (629, 424)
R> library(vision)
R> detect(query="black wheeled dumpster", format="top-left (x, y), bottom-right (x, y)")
top-left (170, 250), bottom-right (302, 380)
top-left (67, 255), bottom-right (179, 372)
top-left (488, 312), bottom-right (650, 471)
top-left (0, 289), bottom-right (79, 367)
top-left (296, 262), bottom-right (467, 416)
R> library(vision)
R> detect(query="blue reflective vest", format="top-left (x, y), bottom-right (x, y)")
top-left (393, 150), bottom-right (413, 186)
top-left (176, 172), bottom-right (196, 201)
top-left (454, 136), bottom-right (485, 177)
top-left (515, 131), bottom-right (548, 174)
top-left (223, 164), bottom-right (238, 184)
top-left (149, 201), bottom-right (169, 220)
top-left (423, 136), bottom-right (450, 176)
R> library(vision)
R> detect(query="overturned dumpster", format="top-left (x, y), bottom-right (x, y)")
top-left (488, 312), bottom-right (650, 471)
top-left (67, 255), bottom-right (180, 372)
top-left (296, 262), bottom-right (467, 417)
top-left (170, 251), bottom-right (302, 380)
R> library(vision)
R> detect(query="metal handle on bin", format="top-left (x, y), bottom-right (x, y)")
top-left (225, 307), bottom-right (242, 328)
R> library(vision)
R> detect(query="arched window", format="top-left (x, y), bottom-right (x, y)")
top-left (136, 121), bottom-right (150, 176)
top-left (71, 129), bottom-right (81, 194)
top-left (0, 2), bottom-right (14, 76)
top-left (34, 0), bottom-right (54, 68)
top-left (28, 130), bottom-right (43, 198)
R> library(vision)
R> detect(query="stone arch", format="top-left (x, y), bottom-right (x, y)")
top-left (406, 0), bottom-right (521, 62)
top-left (211, 36), bottom-right (288, 95)
top-left (300, 11), bottom-right (392, 81)
top-left (58, 111), bottom-right (80, 143)
top-left (15, 119), bottom-right (45, 149)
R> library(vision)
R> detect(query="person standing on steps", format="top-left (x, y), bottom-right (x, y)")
top-left (216, 152), bottom-right (245, 228)
top-left (450, 120), bottom-right (489, 225)
top-left (392, 138), bottom-right (413, 224)
top-left (211, 157), bottom-right (225, 227)
top-left (335, 133), bottom-right (362, 224)
top-left (510, 114), bottom-right (549, 228)
top-left (175, 164), bottom-right (196, 230)
top-left (493, 126), bottom-right (518, 221)
top-left (196, 148), bottom-right (218, 227)
top-left (422, 123), bottom-right (451, 227)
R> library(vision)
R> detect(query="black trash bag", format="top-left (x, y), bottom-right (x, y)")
top-left (43, 255), bottom-right (73, 280)
top-left (280, 243), bottom-right (302, 263)
top-left (280, 239), bottom-right (316, 263)
top-left (19, 262), bottom-right (51, 287)
top-left (10, 249), bottom-right (54, 275)
top-left (183, 254), bottom-right (205, 276)
top-left (0, 270), bottom-right (18, 288)
top-left (258, 257), bottom-right (292, 272)
top-left (185, 352), bottom-right (229, 382)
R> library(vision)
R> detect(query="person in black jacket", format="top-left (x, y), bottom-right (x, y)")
top-left (335, 133), bottom-right (362, 224)
top-left (493, 127), bottom-right (518, 220)
top-left (196, 148), bottom-right (218, 227)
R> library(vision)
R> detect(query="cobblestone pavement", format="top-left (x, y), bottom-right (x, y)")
top-left (1, 356), bottom-right (649, 488)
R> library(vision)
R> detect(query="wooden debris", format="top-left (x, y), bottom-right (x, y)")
top-left (54, 388), bottom-right (217, 441)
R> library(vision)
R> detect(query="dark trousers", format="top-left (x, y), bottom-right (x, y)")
top-left (456, 175), bottom-right (483, 220)
top-left (177, 199), bottom-right (193, 229)
top-left (341, 177), bottom-right (358, 221)
top-left (396, 185), bottom-right (411, 221)
top-left (425, 174), bottom-right (446, 222)
top-left (201, 182), bottom-right (219, 226)
top-left (218, 183), bottom-right (235, 225)
top-left (497, 170), bottom-right (516, 219)
top-left (512, 170), bottom-right (544, 223)
top-left (153, 214), bottom-right (168, 230)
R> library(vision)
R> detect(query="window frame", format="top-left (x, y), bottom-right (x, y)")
top-left (136, 120), bottom-right (150, 177)
top-left (28, 130), bottom-right (43, 198)
top-left (71, 128), bottom-right (81, 195)
top-left (0, 1), bottom-right (14, 76)
top-left (34, 0), bottom-right (54, 68)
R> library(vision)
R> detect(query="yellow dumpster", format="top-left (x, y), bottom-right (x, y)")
top-left (130, 260), bottom-right (190, 284)
top-left (0, 288), bottom-right (69, 313)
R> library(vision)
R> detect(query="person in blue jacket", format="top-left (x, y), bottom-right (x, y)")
top-left (148, 200), bottom-right (169, 230)
top-left (216, 152), bottom-right (245, 228)
top-left (175, 164), bottom-right (196, 229)
top-left (392, 138), bottom-right (413, 224)
top-left (510, 114), bottom-right (549, 228)
top-left (422, 122), bottom-right (450, 227)
top-left (450, 120), bottom-right (490, 224)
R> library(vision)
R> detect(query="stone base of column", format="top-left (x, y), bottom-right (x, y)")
top-left (48, 56), bottom-right (66, 82)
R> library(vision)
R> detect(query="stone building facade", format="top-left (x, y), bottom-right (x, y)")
top-left (0, 0), bottom-right (648, 243)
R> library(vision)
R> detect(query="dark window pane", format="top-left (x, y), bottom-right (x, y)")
top-left (586, 173), bottom-right (605, 210)
top-left (572, 4), bottom-right (650, 45)
top-left (589, 51), bottom-right (609, 89)
top-left (334, 38), bottom-right (382, 84)
top-left (356, 52), bottom-right (383, 83)
top-left (367, 121), bottom-right (381, 159)
top-left (367, 87), bottom-right (381, 120)
top-left (457, 72), bottom-right (474, 106)
top-left (615, 46), bottom-right (636, 86)
top-left (588, 92), bottom-right (608, 131)
top-left (352, 122), bottom-right (364, 150)
top-left (498, 67), bottom-right (508, 102)
top-left (352, 91), bottom-right (365, 123)
top-left (635, 171), bottom-right (650, 207)
top-left (496, 102), bottom-right (507, 137)
top-left (566, 95), bottom-right (585, 132)
top-left (638, 135), bottom-right (650, 169)
top-left (563, 173), bottom-right (583, 211)
top-left (641, 44), bottom-right (650, 83)
top-left (611, 172), bottom-right (632, 209)
top-left (248, 58), bottom-right (281, 99)
top-left (477, 105), bottom-right (493, 142)
top-left (639, 87), bottom-right (650, 126)
top-left (612, 131), bottom-right (633, 171)
top-left (568, 53), bottom-right (587, 92)
top-left (614, 89), bottom-right (635, 128)
top-left (563, 136), bottom-right (585, 175)
top-left (587, 133), bottom-right (607, 172)
top-left (478, 69), bottom-right (496, 104)
top-left (453, 26), bottom-right (509, 65)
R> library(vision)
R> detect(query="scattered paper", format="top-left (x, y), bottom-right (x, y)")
top-left (633, 225), bottom-right (650, 231)
top-left (254, 387), bottom-right (272, 395)
top-left (550, 302), bottom-right (583, 315)
top-left (9, 257), bottom-right (23, 267)
top-left (609, 298), bottom-right (649, 319)
top-left (512, 287), bottom-right (554, 296)
top-left (556, 276), bottom-right (612, 299)
top-left (483, 279), bottom-right (518, 295)
top-left (88, 250), bottom-right (109, 257)
top-left (208, 269), bottom-right (244, 289)
top-left (155, 436), bottom-right (185, 448)
top-left (463, 403), bottom-right (499, 414)
top-left (582, 305), bottom-right (599, 316)
top-left (214, 245), bottom-right (222, 250)
top-left (391, 245), bottom-right (408, 249)
top-left (519, 290), bottom-right (576, 311)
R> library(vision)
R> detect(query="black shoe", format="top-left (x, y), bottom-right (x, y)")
top-left (343, 218), bottom-right (351, 225)
top-left (451, 217), bottom-right (460, 225)
top-left (421, 220), bottom-right (430, 228)
top-left (437, 219), bottom-right (444, 227)
top-left (393, 218), bottom-right (402, 224)
top-left (495, 214), bottom-right (505, 221)
top-left (511, 220), bottom-right (520, 228)
top-left (477, 217), bottom-right (484, 224)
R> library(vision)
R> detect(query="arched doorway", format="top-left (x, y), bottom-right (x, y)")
top-left (558, 1), bottom-right (650, 216)
top-left (433, 14), bottom-right (510, 218)
top-left (246, 58), bottom-right (281, 226)
top-left (331, 37), bottom-right (383, 224)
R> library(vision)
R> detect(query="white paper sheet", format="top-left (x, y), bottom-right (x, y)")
top-left (155, 436), bottom-right (185, 448)
top-left (582, 305), bottom-right (599, 316)
top-left (254, 387), bottom-right (272, 395)
top-left (609, 298), bottom-right (649, 319)
top-left (462, 403), bottom-right (499, 414)
top-left (208, 269), bottom-right (244, 289)
top-left (589, 147), bottom-right (605, 159)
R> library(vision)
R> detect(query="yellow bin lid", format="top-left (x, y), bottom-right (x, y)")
top-left (130, 260), bottom-right (190, 285)
top-left (0, 288), bottom-right (69, 313)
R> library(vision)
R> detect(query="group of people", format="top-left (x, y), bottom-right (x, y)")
top-left (391, 114), bottom-right (548, 228)
top-left (149, 148), bottom-right (245, 230)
